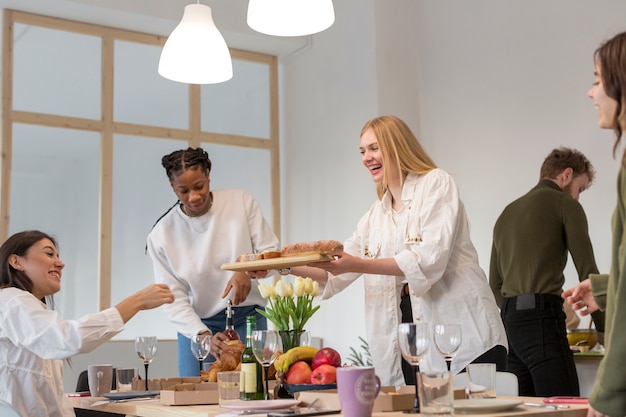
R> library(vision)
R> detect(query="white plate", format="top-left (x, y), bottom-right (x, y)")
top-left (220, 399), bottom-right (300, 411)
top-left (454, 399), bottom-right (523, 412)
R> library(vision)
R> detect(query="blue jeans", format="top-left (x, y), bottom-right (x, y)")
top-left (177, 305), bottom-right (267, 377)
top-left (501, 294), bottom-right (579, 396)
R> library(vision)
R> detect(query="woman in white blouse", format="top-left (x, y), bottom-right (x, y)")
top-left (0, 230), bottom-right (174, 417)
top-left (289, 115), bottom-right (507, 386)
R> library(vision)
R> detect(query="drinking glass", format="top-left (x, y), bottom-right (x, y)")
top-left (434, 324), bottom-right (462, 371)
top-left (398, 322), bottom-right (430, 413)
top-left (251, 330), bottom-right (282, 400)
top-left (135, 336), bottom-right (158, 390)
top-left (190, 334), bottom-right (212, 374)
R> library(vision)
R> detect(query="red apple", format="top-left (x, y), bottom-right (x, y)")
top-left (310, 364), bottom-right (337, 384)
top-left (285, 361), bottom-right (312, 384)
top-left (311, 347), bottom-right (341, 370)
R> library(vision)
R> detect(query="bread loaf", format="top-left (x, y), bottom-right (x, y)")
top-left (281, 240), bottom-right (343, 257)
top-left (199, 341), bottom-right (245, 382)
top-left (261, 251), bottom-right (281, 259)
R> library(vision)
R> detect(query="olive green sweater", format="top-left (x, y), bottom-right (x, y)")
top-left (587, 168), bottom-right (626, 416)
top-left (489, 179), bottom-right (604, 331)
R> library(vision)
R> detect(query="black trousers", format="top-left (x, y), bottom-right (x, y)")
top-left (501, 294), bottom-right (579, 396)
top-left (400, 285), bottom-right (416, 384)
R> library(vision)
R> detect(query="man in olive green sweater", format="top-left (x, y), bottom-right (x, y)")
top-left (490, 147), bottom-right (604, 397)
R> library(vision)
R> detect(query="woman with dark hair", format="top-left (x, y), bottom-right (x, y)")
top-left (146, 147), bottom-right (279, 376)
top-left (0, 230), bottom-right (173, 417)
top-left (563, 31), bottom-right (626, 417)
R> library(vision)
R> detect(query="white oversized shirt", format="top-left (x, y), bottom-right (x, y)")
top-left (0, 287), bottom-right (124, 417)
top-left (321, 170), bottom-right (507, 386)
top-left (146, 189), bottom-right (280, 338)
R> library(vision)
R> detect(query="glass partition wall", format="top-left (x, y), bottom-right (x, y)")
top-left (0, 10), bottom-right (280, 339)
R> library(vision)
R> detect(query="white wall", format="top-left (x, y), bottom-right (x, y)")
top-left (280, 0), bottom-right (626, 365)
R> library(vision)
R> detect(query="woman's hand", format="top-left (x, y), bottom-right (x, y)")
top-left (116, 283), bottom-right (174, 323)
top-left (134, 283), bottom-right (175, 309)
top-left (222, 271), bottom-right (252, 305)
top-left (210, 331), bottom-right (229, 359)
top-left (246, 270), bottom-right (271, 279)
top-left (562, 279), bottom-right (598, 316)
top-left (309, 252), bottom-right (353, 275)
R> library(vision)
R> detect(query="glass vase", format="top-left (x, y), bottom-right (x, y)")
top-left (279, 329), bottom-right (304, 352)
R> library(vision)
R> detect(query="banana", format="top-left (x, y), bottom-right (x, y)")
top-left (274, 346), bottom-right (319, 373)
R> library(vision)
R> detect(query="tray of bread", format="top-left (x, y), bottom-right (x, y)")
top-left (221, 240), bottom-right (343, 272)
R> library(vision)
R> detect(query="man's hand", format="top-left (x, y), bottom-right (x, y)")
top-left (222, 271), bottom-right (252, 305)
top-left (562, 279), bottom-right (599, 316)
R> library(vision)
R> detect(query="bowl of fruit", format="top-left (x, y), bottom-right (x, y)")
top-left (274, 346), bottom-right (342, 398)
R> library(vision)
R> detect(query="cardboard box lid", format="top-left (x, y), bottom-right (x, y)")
top-left (296, 385), bottom-right (465, 412)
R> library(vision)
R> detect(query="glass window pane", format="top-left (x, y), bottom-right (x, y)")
top-left (111, 135), bottom-right (188, 339)
top-left (201, 143), bottom-right (273, 225)
top-left (114, 40), bottom-right (189, 129)
top-left (13, 24), bottom-right (101, 119)
top-left (201, 60), bottom-right (271, 138)
top-left (10, 124), bottom-right (100, 320)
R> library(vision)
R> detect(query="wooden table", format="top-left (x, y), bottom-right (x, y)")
top-left (67, 395), bottom-right (589, 417)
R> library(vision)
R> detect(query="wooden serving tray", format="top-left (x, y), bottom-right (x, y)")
top-left (221, 253), bottom-right (334, 272)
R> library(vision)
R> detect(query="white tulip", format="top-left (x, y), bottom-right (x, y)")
top-left (258, 282), bottom-right (275, 299)
top-left (311, 280), bottom-right (320, 296)
top-left (293, 276), bottom-right (306, 297)
top-left (303, 277), bottom-right (314, 295)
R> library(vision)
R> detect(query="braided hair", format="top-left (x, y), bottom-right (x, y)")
top-left (161, 147), bottom-right (212, 182)
top-left (146, 147), bottom-right (212, 252)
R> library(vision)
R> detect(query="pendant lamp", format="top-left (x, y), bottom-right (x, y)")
top-left (247, 0), bottom-right (335, 37)
top-left (158, 3), bottom-right (233, 84)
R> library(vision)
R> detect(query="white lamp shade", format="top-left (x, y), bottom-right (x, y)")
top-left (247, 0), bottom-right (335, 37)
top-left (158, 4), bottom-right (233, 84)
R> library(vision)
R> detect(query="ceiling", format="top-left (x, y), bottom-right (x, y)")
top-left (0, 0), bottom-right (309, 56)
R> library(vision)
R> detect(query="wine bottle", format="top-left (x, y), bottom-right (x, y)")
top-left (240, 316), bottom-right (264, 400)
top-left (224, 299), bottom-right (240, 341)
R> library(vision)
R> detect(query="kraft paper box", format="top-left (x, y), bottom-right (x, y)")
top-left (297, 386), bottom-right (466, 412)
top-left (160, 381), bottom-right (219, 405)
top-left (132, 377), bottom-right (201, 391)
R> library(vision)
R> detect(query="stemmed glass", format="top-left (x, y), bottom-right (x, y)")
top-left (398, 322), bottom-right (430, 413)
top-left (251, 330), bottom-right (282, 400)
top-left (135, 336), bottom-right (158, 391)
top-left (434, 324), bottom-right (462, 371)
top-left (190, 334), bottom-right (212, 374)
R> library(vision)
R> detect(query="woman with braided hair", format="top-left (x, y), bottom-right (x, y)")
top-left (146, 147), bottom-right (279, 376)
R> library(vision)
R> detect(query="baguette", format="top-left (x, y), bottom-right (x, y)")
top-left (281, 240), bottom-right (343, 257)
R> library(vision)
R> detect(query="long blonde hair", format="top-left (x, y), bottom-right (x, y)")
top-left (361, 115), bottom-right (437, 199)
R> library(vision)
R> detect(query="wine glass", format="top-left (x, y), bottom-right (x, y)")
top-left (190, 334), bottom-right (212, 374)
top-left (251, 330), bottom-right (282, 400)
top-left (135, 336), bottom-right (158, 390)
top-left (434, 324), bottom-right (462, 371)
top-left (398, 322), bottom-right (430, 413)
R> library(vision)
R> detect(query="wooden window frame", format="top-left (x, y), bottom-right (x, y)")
top-left (0, 9), bottom-right (280, 309)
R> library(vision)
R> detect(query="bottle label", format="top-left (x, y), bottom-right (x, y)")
top-left (241, 363), bottom-right (258, 394)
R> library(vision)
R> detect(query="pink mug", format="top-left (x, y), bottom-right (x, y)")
top-left (336, 366), bottom-right (381, 417)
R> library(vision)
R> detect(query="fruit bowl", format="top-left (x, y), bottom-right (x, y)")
top-left (284, 383), bottom-right (337, 396)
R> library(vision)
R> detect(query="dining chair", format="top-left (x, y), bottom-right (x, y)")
top-left (452, 371), bottom-right (519, 396)
top-left (0, 399), bottom-right (23, 417)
